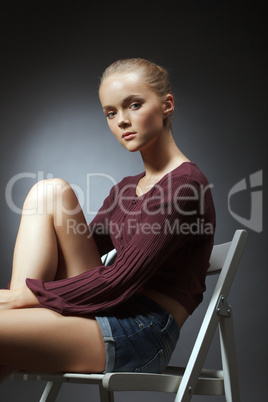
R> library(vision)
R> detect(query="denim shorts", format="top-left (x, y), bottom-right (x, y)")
top-left (95, 294), bottom-right (180, 374)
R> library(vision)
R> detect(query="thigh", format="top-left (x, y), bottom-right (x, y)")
top-left (11, 179), bottom-right (102, 289)
top-left (0, 308), bottom-right (106, 374)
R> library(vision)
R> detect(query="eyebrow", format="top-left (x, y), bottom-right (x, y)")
top-left (102, 94), bottom-right (143, 111)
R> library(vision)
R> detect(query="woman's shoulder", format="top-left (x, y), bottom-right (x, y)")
top-left (162, 162), bottom-right (211, 188)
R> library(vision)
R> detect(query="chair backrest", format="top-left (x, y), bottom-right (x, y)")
top-left (207, 241), bottom-right (233, 275)
top-left (173, 229), bottom-right (248, 401)
top-left (205, 229), bottom-right (248, 314)
top-left (102, 248), bottom-right (117, 266)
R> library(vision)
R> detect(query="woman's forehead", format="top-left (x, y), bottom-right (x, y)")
top-left (99, 73), bottom-right (152, 106)
top-left (101, 72), bottom-right (143, 91)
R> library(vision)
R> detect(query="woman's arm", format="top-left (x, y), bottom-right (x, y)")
top-left (0, 288), bottom-right (39, 310)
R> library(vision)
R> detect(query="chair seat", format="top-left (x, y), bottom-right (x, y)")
top-left (103, 367), bottom-right (225, 395)
top-left (10, 366), bottom-right (225, 396)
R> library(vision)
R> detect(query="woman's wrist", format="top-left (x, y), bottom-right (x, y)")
top-left (0, 288), bottom-right (39, 310)
top-left (14, 287), bottom-right (39, 309)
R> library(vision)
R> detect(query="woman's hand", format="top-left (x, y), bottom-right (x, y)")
top-left (0, 288), bottom-right (39, 310)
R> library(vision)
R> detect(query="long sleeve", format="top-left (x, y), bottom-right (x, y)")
top-left (26, 163), bottom-right (215, 316)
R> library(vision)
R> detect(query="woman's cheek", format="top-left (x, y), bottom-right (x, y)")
top-left (108, 121), bottom-right (118, 136)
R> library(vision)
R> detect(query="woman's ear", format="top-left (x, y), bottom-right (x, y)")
top-left (163, 94), bottom-right (174, 118)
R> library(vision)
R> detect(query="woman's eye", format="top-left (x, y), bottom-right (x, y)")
top-left (107, 111), bottom-right (116, 119)
top-left (130, 102), bottom-right (141, 110)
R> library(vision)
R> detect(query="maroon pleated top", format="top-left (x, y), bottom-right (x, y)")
top-left (26, 162), bottom-right (216, 317)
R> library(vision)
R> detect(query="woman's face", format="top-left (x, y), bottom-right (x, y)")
top-left (99, 72), bottom-right (172, 153)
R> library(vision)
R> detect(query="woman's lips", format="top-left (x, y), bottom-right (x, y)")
top-left (122, 132), bottom-right (136, 140)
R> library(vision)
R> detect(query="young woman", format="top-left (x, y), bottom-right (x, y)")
top-left (0, 58), bottom-right (215, 380)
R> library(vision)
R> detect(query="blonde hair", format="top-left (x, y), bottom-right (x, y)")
top-left (100, 58), bottom-right (174, 126)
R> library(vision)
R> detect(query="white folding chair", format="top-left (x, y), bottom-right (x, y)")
top-left (9, 229), bottom-right (248, 402)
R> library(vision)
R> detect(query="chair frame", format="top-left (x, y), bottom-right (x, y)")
top-left (8, 229), bottom-right (248, 402)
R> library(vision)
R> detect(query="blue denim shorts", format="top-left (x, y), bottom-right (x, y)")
top-left (95, 294), bottom-right (180, 374)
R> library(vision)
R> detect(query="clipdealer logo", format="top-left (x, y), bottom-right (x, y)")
top-left (228, 170), bottom-right (263, 233)
top-left (4, 170), bottom-right (264, 234)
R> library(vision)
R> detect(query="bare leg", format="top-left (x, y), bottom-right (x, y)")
top-left (1, 179), bottom-right (106, 379)
top-left (10, 178), bottom-right (102, 289)
top-left (0, 308), bottom-right (106, 377)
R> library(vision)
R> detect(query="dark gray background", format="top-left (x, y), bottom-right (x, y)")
top-left (0, 1), bottom-right (267, 401)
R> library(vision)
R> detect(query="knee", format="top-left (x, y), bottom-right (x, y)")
top-left (23, 179), bottom-right (76, 214)
top-left (26, 178), bottom-right (69, 201)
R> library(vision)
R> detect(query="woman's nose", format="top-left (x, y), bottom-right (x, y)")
top-left (118, 111), bottom-right (130, 128)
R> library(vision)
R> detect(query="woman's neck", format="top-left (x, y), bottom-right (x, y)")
top-left (140, 129), bottom-right (190, 179)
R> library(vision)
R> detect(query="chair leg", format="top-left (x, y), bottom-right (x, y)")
top-left (174, 314), bottom-right (220, 401)
top-left (219, 315), bottom-right (240, 402)
top-left (99, 385), bottom-right (115, 402)
top-left (39, 381), bottom-right (62, 402)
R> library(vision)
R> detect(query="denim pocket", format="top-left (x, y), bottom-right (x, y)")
top-left (150, 313), bottom-right (180, 369)
top-left (161, 313), bottom-right (174, 334)
top-left (134, 349), bottom-right (165, 373)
